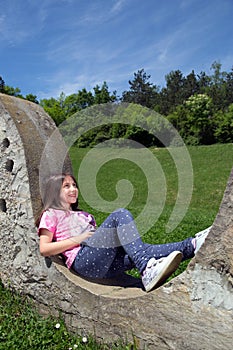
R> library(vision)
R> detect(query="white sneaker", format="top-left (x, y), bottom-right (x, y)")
top-left (142, 251), bottom-right (183, 292)
top-left (194, 226), bottom-right (212, 254)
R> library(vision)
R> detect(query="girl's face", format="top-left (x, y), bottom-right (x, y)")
top-left (60, 175), bottom-right (78, 210)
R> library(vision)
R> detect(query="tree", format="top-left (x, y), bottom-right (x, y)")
top-left (25, 94), bottom-right (39, 104)
top-left (93, 82), bottom-right (117, 104)
top-left (40, 96), bottom-right (66, 125)
top-left (63, 89), bottom-right (94, 117)
top-left (167, 93), bottom-right (214, 145)
top-left (206, 61), bottom-right (230, 111)
top-left (159, 70), bottom-right (185, 115)
top-left (121, 69), bottom-right (159, 108)
top-left (184, 93), bottom-right (214, 144)
top-left (210, 61), bottom-right (226, 85)
top-left (0, 76), bottom-right (5, 92)
top-left (3, 85), bottom-right (23, 98)
top-left (166, 70), bottom-right (184, 104)
top-left (182, 70), bottom-right (200, 99)
top-left (225, 68), bottom-right (233, 106)
top-left (213, 103), bottom-right (233, 143)
top-left (197, 71), bottom-right (211, 92)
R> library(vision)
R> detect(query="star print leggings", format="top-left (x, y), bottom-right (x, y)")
top-left (71, 208), bottom-right (194, 279)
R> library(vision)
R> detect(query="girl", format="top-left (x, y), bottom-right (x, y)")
top-left (37, 174), bottom-right (210, 292)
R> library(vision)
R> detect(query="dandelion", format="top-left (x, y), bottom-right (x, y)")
top-left (82, 336), bottom-right (88, 343)
top-left (55, 323), bottom-right (60, 329)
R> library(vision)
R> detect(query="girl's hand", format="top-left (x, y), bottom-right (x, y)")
top-left (39, 228), bottom-right (91, 257)
top-left (39, 228), bottom-right (95, 257)
top-left (72, 230), bottom-right (94, 243)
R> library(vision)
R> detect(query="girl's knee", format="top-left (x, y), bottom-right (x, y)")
top-left (114, 208), bottom-right (135, 226)
top-left (115, 208), bottom-right (133, 219)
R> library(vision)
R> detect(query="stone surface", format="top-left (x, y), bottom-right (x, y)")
top-left (0, 93), bottom-right (233, 349)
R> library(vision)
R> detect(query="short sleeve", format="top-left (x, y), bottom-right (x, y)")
top-left (38, 209), bottom-right (58, 235)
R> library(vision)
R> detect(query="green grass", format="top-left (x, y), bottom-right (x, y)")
top-left (70, 143), bottom-right (233, 276)
top-left (1, 143), bottom-right (232, 349)
top-left (0, 281), bottom-right (135, 350)
top-left (70, 143), bottom-right (232, 235)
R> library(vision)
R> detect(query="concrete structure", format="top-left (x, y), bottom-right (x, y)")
top-left (0, 93), bottom-right (232, 349)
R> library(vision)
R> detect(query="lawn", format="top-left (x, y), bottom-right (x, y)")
top-left (70, 143), bottom-right (233, 277)
top-left (0, 143), bottom-right (232, 349)
top-left (70, 143), bottom-right (232, 237)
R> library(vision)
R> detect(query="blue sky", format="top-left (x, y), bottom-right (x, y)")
top-left (0, 0), bottom-right (232, 100)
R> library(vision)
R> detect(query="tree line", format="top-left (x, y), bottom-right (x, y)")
top-left (1, 61), bottom-right (233, 146)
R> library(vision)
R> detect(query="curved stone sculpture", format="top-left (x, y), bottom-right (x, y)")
top-left (0, 93), bottom-right (232, 349)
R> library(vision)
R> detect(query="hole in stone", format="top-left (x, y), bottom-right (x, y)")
top-left (2, 138), bottom-right (10, 148)
top-left (5, 159), bottom-right (14, 172)
top-left (0, 199), bottom-right (7, 212)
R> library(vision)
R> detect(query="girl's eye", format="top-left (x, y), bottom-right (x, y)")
top-left (63, 183), bottom-right (77, 188)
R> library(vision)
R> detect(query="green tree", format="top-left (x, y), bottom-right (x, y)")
top-left (122, 69), bottom-right (159, 108)
top-left (63, 89), bottom-right (94, 117)
top-left (184, 93), bottom-right (214, 144)
top-left (167, 104), bottom-right (187, 136)
top-left (197, 71), bottom-right (211, 92)
top-left (213, 103), bottom-right (233, 143)
top-left (0, 76), bottom-right (5, 92)
top-left (114, 103), bottom-right (169, 147)
top-left (182, 70), bottom-right (200, 99)
top-left (93, 82), bottom-right (117, 104)
top-left (3, 85), bottom-right (23, 98)
top-left (40, 95), bottom-right (66, 125)
top-left (25, 93), bottom-right (39, 104)
top-left (208, 61), bottom-right (228, 111)
top-left (159, 70), bottom-right (184, 115)
top-left (225, 67), bottom-right (233, 107)
top-left (167, 94), bottom-right (214, 145)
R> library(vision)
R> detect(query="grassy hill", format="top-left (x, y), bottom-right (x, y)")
top-left (70, 143), bottom-right (233, 277)
top-left (70, 143), bottom-right (233, 238)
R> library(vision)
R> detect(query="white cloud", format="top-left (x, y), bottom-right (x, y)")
top-left (110, 0), bottom-right (127, 14)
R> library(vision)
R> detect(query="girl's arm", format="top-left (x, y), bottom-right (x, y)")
top-left (39, 228), bottom-right (94, 257)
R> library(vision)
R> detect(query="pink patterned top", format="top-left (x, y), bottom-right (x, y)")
top-left (38, 208), bottom-right (96, 268)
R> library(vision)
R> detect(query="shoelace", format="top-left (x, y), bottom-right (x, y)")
top-left (147, 257), bottom-right (165, 269)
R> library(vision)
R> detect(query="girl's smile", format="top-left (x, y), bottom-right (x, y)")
top-left (60, 175), bottom-right (78, 209)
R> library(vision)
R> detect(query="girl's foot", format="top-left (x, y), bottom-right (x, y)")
top-left (142, 251), bottom-right (183, 292)
top-left (194, 226), bottom-right (212, 254)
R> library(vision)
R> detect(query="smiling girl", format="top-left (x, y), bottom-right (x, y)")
top-left (36, 174), bottom-right (210, 292)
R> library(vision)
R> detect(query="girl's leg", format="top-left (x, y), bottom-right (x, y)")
top-left (72, 209), bottom-right (136, 278)
top-left (142, 238), bottom-right (195, 262)
top-left (72, 245), bottom-right (134, 279)
top-left (74, 208), bottom-right (194, 277)
top-left (80, 208), bottom-right (148, 275)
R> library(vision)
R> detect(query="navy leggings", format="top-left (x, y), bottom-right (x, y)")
top-left (71, 208), bottom-right (194, 279)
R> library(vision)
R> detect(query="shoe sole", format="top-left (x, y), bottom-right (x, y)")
top-left (145, 251), bottom-right (183, 292)
top-left (194, 226), bottom-right (211, 254)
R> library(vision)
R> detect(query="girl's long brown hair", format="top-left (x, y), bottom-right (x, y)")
top-left (35, 173), bottom-right (79, 227)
